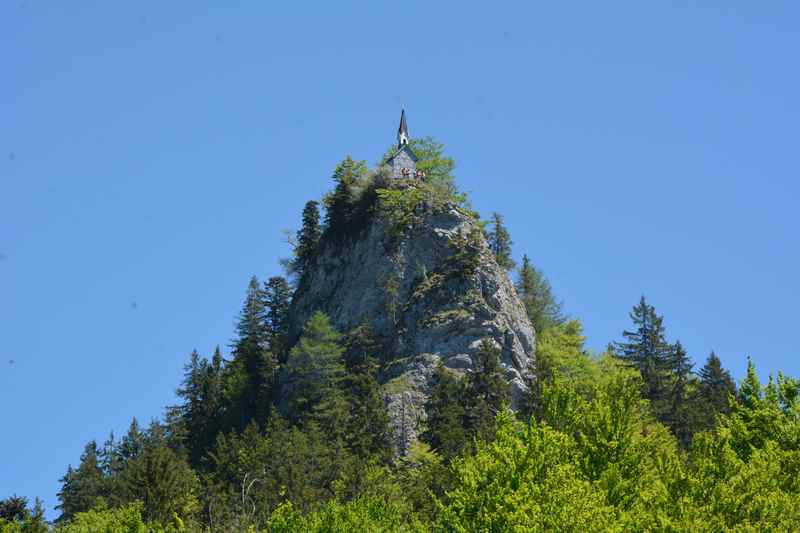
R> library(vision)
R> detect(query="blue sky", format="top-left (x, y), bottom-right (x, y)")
top-left (2, 1), bottom-right (798, 518)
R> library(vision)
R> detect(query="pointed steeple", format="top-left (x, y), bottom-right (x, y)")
top-left (397, 109), bottom-right (409, 147)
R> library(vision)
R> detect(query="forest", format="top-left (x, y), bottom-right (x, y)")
top-left (3, 140), bottom-right (799, 532)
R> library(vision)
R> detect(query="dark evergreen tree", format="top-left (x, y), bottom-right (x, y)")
top-left (0, 495), bottom-right (29, 522)
top-left (118, 418), bottom-right (146, 466)
top-left (342, 324), bottom-right (393, 463)
top-left (56, 441), bottom-right (107, 521)
top-left (324, 156), bottom-right (367, 236)
top-left (664, 341), bottom-right (694, 447)
top-left (516, 255), bottom-right (564, 334)
top-left (294, 201), bottom-right (321, 277)
top-left (226, 276), bottom-right (277, 429)
top-left (613, 296), bottom-right (674, 421)
top-left (173, 349), bottom-right (226, 466)
top-left (463, 339), bottom-right (510, 443)
top-left (487, 212), bottom-right (515, 271)
top-left (422, 364), bottom-right (466, 461)
top-left (0, 496), bottom-right (47, 532)
top-left (693, 351), bottom-right (737, 432)
top-left (263, 276), bottom-right (292, 363)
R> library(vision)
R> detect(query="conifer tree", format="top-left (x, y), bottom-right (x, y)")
top-left (228, 276), bottom-right (276, 428)
top-left (117, 443), bottom-right (199, 525)
top-left (324, 156), bottom-right (367, 236)
top-left (118, 418), bottom-right (146, 466)
top-left (693, 351), bottom-right (736, 431)
top-left (422, 364), bottom-right (466, 461)
top-left (0, 495), bottom-right (30, 522)
top-left (463, 340), bottom-right (510, 444)
top-left (613, 296), bottom-right (674, 420)
top-left (284, 312), bottom-right (346, 427)
top-left (664, 341), bottom-right (694, 447)
top-left (56, 441), bottom-right (107, 521)
top-left (516, 255), bottom-right (564, 334)
top-left (487, 212), bottom-right (515, 271)
top-left (342, 324), bottom-right (393, 463)
top-left (294, 201), bottom-right (321, 277)
top-left (263, 276), bottom-right (292, 363)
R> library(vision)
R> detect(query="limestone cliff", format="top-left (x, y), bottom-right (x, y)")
top-left (287, 180), bottom-right (535, 453)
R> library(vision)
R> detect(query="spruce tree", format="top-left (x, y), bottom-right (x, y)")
top-left (342, 324), bottom-right (393, 463)
top-left (463, 339), bottom-right (510, 443)
top-left (613, 296), bottom-right (674, 421)
top-left (487, 212), bottom-right (515, 271)
top-left (324, 156), bottom-right (367, 236)
top-left (263, 276), bottom-right (292, 363)
top-left (56, 441), bottom-right (107, 521)
top-left (665, 340), bottom-right (694, 447)
top-left (516, 255), bottom-right (564, 334)
top-left (118, 418), bottom-right (146, 466)
top-left (694, 351), bottom-right (736, 431)
top-left (422, 364), bottom-right (466, 461)
top-left (228, 276), bottom-right (276, 428)
top-left (294, 201), bottom-right (321, 277)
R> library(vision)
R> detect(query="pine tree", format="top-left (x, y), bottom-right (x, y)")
top-left (613, 296), bottom-right (674, 421)
top-left (56, 441), bottom-right (107, 521)
top-left (516, 255), bottom-right (564, 334)
top-left (294, 201), bottom-right (321, 277)
top-left (694, 351), bottom-right (736, 431)
top-left (422, 364), bottom-right (466, 461)
top-left (463, 339), bottom-right (510, 443)
top-left (487, 212), bottom-right (515, 271)
top-left (263, 276), bottom-right (292, 363)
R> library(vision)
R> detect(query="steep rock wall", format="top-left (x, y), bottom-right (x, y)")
top-left (288, 193), bottom-right (535, 453)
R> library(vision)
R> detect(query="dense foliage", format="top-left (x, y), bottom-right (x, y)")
top-left (6, 140), bottom-right (798, 532)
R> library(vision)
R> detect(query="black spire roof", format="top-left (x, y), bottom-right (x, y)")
top-left (398, 109), bottom-right (409, 142)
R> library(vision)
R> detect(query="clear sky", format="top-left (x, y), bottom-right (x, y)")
top-left (2, 1), bottom-right (798, 518)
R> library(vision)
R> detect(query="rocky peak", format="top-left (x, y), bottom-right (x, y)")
top-left (287, 179), bottom-right (535, 453)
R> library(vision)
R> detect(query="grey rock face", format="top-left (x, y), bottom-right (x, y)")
top-left (288, 194), bottom-right (535, 454)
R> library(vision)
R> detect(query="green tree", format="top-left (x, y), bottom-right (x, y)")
top-left (263, 276), bottom-right (292, 363)
top-left (283, 312), bottom-right (346, 425)
top-left (342, 325), bottom-right (393, 463)
top-left (325, 157), bottom-right (368, 237)
top-left (172, 348), bottom-right (225, 467)
top-left (613, 295), bottom-right (674, 421)
top-left (520, 319), bottom-right (592, 422)
top-left (421, 364), bottom-right (466, 461)
top-left (486, 212), bottom-right (515, 271)
top-left (117, 418), bottom-right (145, 466)
top-left (665, 340), bottom-right (695, 447)
top-left (462, 339), bottom-right (509, 444)
top-left (693, 351), bottom-right (736, 432)
top-left (516, 255), bottom-right (564, 334)
top-left (294, 200), bottom-right (321, 278)
top-left (225, 276), bottom-right (276, 429)
top-left (0, 496), bottom-right (47, 533)
top-left (117, 444), bottom-right (199, 526)
top-left (56, 441), bottom-right (107, 522)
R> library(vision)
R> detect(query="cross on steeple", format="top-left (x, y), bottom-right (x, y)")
top-left (397, 109), bottom-right (409, 147)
